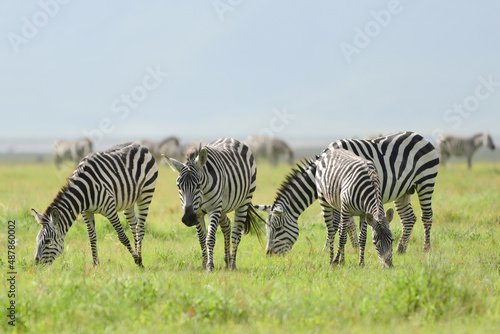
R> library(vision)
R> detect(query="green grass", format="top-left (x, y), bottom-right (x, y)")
top-left (1, 161), bottom-right (499, 333)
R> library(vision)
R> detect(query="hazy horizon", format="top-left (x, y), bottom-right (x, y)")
top-left (1, 1), bottom-right (499, 153)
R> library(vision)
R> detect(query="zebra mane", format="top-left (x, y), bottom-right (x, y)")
top-left (44, 182), bottom-right (71, 217)
top-left (365, 161), bottom-right (385, 222)
top-left (274, 157), bottom-right (318, 203)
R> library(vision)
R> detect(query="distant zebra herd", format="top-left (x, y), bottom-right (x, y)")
top-left (34, 131), bottom-right (495, 269)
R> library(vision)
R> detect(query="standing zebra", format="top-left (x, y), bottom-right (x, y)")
top-left (138, 136), bottom-right (184, 162)
top-left (53, 137), bottom-right (93, 169)
top-left (436, 133), bottom-right (495, 168)
top-left (246, 136), bottom-right (294, 166)
top-left (256, 131), bottom-right (439, 256)
top-left (32, 142), bottom-right (158, 266)
top-left (316, 148), bottom-right (394, 267)
top-left (164, 138), bottom-right (262, 271)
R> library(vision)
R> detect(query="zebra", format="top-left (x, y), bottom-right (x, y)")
top-left (32, 142), bottom-right (158, 266)
top-left (163, 138), bottom-right (263, 271)
top-left (53, 137), bottom-right (93, 169)
top-left (256, 131), bottom-right (439, 256)
top-left (436, 133), bottom-right (495, 168)
top-left (316, 148), bottom-right (394, 267)
top-left (138, 136), bottom-right (184, 162)
top-left (246, 135), bottom-right (294, 166)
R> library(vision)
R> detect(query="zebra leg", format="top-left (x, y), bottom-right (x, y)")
top-left (358, 216), bottom-right (368, 267)
top-left (54, 155), bottom-right (61, 170)
top-left (346, 216), bottom-right (359, 249)
top-left (133, 192), bottom-right (155, 267)
top-left (124, 206), bottom-right (142, 266)
top-left (327, 209), bottom-right (358, 250)
top-left (467, 155), bottom-right (472, 169)
top-left (104, 209), bottom-right (137, 265)
top-left (440, 152), bottom-right (448, 167)
top-left (206, 209), bottom-right (222, 271)
top-left (418, 187), bottom-right (435, 252)
top-left (195, 218), bottom-right (208, 270)
top-left (394, 195), bottom-right (417, 254)
top-left (230, 205), bottom-right (250, 270)
top-left (319, 196), bottom-right (337, 264)
top-left (219, 215), bottom-right (232, 269)
top-left (82, 212), bottom-right (99, 266)
top-left (333, 210), bottom-right (350, 265)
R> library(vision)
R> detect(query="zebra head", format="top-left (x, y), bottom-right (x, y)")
top-left (163, 149), bottom-right (208, 227)
top-left (367, 208), bottom-right (394, 268)
top-left (32, 208), bottom-right (65, 265)
top-left (255, 204), bottom-right (297, 256)
top-left (484, 133), bottom-right (495, 150)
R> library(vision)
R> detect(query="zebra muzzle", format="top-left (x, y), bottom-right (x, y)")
top-left (181, 206), bottom-right (198, 227)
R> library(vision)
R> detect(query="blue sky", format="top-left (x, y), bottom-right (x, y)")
top-left (1, 0), bottom-right (499, 152)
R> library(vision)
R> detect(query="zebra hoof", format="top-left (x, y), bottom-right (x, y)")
top-left (134, 257), bottom-right (143, 267)
top-left (423, 244), bottom-right (431, 252)
top-left (396, 244), bottom-right (407, 254)
top-left (206, 262), bottom-right (214, 272)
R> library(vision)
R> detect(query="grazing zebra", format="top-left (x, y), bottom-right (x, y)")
top-left (254, 159), bottom-right (364, 259)
top-left (32, 142), bottom-right (158, 266)
top-left (246, 136), bottom-right (294, 166)
top-left (53, 137), bottom-right (93, 169)
top-left (256, 131), bottom-right (439, 256)
top-left (436, 133), bottom-right (495, 168)
top-left (164, 138), bottom-right (262, 271)
top-left (316, 148), bottom-right (394, 267)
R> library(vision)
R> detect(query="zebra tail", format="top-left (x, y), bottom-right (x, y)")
top-left (244, 204), bottom-right (265, 247)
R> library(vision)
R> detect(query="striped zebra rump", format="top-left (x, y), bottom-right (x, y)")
top-left (164, 137), bottom-right (262, 271)
top-left (33, 142), bottom-right (158, 266)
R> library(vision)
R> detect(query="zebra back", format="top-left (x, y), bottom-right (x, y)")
top-left (44, 142), bottom-right (157, 234)
top-left (330, 131), bottom-right (440, 203)
top-left (316, 148), bottom-right (384, 220)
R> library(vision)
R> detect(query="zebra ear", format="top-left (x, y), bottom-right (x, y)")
top-left (385, 208), bottom-right (394, 224)
top-left (31, 209), bottom-right (44, 224)
top-left (195, 147), bottom-right (208, 170)
top-left (50, 208), bottom-right (60, 228)
top-left (254, 205), bottom-right (272, 214)
top-left (162, 154), bottom-right (184, 173)
top-left (50, 208), bottom-right (60, 222)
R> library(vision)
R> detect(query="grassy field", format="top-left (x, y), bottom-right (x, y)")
top-left (0, 161), bottom-right (499, 333)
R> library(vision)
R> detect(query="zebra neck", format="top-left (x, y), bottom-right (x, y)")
top-left (275, 161), bottom-right (318, 217)
top-left (46, 184), bottom-right (85, 235)
top-left (473, 134), bottom-right (485, 148)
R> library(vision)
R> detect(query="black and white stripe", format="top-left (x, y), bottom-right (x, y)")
top-left (257, 131), bottom-right (439, 256)
top-left (53, 137), bottom-right (93, 169)
top-left (32, 142), bottom-right (158, 266)
top-left (164, 138), bottom-right (262, 271)
top-left (436, 133), bottom-right (495, 168)
top-left (316, 148), bottom-right (394, 267)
